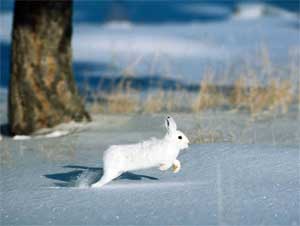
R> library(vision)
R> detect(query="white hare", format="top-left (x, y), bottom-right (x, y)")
top-left (91, 116), bottom-right (189, 188)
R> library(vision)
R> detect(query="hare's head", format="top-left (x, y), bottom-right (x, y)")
top-left (165, 116), bottom-right (189, 150)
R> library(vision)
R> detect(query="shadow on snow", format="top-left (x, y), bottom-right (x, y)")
top-left (44, 165), bottom-right (158, 187)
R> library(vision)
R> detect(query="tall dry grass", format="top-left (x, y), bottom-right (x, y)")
top-left (89, 78), bottom-right (140, 114)
top-left (87, 76), bottom-right (296, 117)
top-left (143, 91), bottom-right (165, 113)
top-left (192, 71), bottom-right (226, 112)
top-left (228, 75), bottom-right (294, 117)
top-left (85, 48), bottom-right (298, 117)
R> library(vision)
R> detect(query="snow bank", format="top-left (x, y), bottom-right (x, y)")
top-left (103, 21), bottom-right (133, 30)
top-left (73, 24), bottom-right (227, 62)
top-left (178, 4), bottom-right (231, 17)
top-left (12, 130), bottom-right (70, 140)
top-left (71, 16), bottom-right (299, 83)
top-left (43, 130), bottom-right (69, 138)
top-left (233, 3), bottom-right (297, 20)
top-left (13, 135), bottom-right (31, 140)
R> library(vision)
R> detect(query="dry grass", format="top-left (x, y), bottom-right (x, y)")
top-left (106, 92), bottom-right (139, 113)
top-left (192, 72), bottom-right (227, 112)
top-left (85, 48), bottom-right (298, 117)
top-left (189, 128), bottom-right (227, 144)
top-left (87, 75), bottom-right (296, 118)
top-left (229, 76), bottom-right (294, 117)
top-left (88, 78), bottom-right (140, 114)
top-left (143, 91), bottom-right (165, 113)
top-left (87, 76), bottom-right (296, 117)
top-left (143, 90), bottom-right (186, 113)
top-left (230, 76), bottom-right (248, 108)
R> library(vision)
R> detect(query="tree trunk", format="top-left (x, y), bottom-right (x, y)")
top-left (9, 0), bottom-right (90, 135)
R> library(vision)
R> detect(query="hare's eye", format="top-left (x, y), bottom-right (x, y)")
top-left (178, 136), bottom-right (182, 140)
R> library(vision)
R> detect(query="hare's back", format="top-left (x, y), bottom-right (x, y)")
top-left (104, 141), bottom-right (162, 170)
top-left (103, 143), bottom-right (142, 160)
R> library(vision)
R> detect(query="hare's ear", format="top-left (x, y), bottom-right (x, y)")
top-left (165, 116), bottom-right (177, 133)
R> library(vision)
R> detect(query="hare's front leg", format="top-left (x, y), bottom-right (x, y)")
top-left (172, 159), bottom-right (181, 173)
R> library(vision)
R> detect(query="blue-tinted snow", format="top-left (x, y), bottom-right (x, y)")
top-left (1, 139), bottom-right (299, 225)
top-left (72, 17), bottom-right (299, 85)
top-left (1, 1), bottom-right (299, 89)
top-left (1, 114), bottom-right (300, 225)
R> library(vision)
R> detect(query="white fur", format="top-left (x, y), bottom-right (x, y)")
top-left (91, 116), bottom-right (189, 188)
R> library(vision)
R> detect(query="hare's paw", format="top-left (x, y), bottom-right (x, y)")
top-left (172, 160), bottom-right (181, 173)
top-left (159, 163), bottom-right (171, 171)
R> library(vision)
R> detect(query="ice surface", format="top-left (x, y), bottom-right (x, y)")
top-left (1, 114), bottom-right (299, 225)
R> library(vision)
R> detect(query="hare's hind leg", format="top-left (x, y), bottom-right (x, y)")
top-left (91, 169), bottom-right (121, 188)
top-left (172, 159), bottom-right (181, 173)
top-left (159, 163), bottom-right (172, 171)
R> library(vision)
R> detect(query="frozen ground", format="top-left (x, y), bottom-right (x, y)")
top-left (0, 114), bottom-right (299, 225)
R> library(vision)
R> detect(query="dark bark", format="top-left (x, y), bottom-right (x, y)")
top-left (9, 0), bottom-right (90, 135)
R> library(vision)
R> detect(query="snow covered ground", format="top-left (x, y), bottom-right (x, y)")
top-left (72, 17), bottom-right (299, 84)
top-left (1, 114), bottom-right (299, 225)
